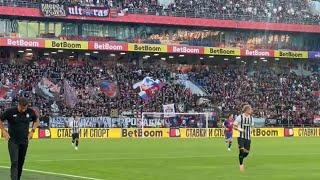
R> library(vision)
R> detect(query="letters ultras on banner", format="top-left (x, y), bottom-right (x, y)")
top-left (133, 77), bottom-right (164, 102)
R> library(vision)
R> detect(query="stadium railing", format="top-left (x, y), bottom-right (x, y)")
top-left (126, 8), bottom-right (320, 25)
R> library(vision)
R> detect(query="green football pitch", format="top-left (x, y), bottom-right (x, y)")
top-left (0, 138), bottom-right (319, 180)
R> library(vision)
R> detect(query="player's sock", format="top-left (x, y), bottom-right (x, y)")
top-left (72, 139), bottom-right (75, 144)
top-left (239, 153), bottom-right (244, 165)
top-left (75, 140), bottom-right (79, 147)
top-left (228, 142), bottom-right (232, 149)
top-left (239, 149), bottom-right (246, 165)
top-left (243, 152), bottom-right (249, 158)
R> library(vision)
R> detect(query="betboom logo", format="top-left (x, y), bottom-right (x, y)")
top-left (251, 129), bottom-right (279, 137)
top-left (93, 42), bottom-right (124, 51)
top-left (133, 45), bottom-right (162, 52)
top-left (7, 39), bottom-right (40, 47)
top-left (279, 51), bottom-right (303, 58)
top-left (245, 50), bottom-right (270, 56)
top-left (122, 129), bottom-right (163, 138)
top-left (209, 48), bottom-right (235, 55)
top-left (52, 41), bottom-right (82, 49)
top-left (172, 46), bottom-right (201, 54)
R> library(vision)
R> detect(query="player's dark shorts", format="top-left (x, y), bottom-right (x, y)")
top-left (237, 137), bottom-right (251, 151)
top-left (72, 133), bottom-right (79, 139)
top-left (225, 132), bottom-right (233, 141)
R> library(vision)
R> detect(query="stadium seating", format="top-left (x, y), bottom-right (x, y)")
top-left (0, 59), bottom-right (318, 127)
top-left (0, 0), bottom-right (319, 24)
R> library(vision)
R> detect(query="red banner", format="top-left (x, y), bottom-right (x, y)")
top-left (0, 38), bottom-right (45, 48)
top-left (88, 41), bottom-right (128, 51)
top-left (167, 45), bottom-right (204, 54)
top-left (241, 49), bottom-right (274, 57)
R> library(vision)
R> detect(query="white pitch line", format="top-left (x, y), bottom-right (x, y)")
top-left (0, 166), bottom-right (104, 180)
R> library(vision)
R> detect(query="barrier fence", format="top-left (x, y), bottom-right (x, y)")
top-left (1, 128), bottom-right (319, 139)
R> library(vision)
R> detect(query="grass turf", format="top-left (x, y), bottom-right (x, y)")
top-left (0, 138), bottom-right (319, 180)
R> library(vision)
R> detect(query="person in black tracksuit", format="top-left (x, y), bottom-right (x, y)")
top-left (0, 97), bottom-right (39, 180)
top-left (233, 104), bottom-right (254, 172)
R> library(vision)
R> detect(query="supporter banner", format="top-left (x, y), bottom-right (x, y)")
top-left (204, 47), bottom-right (241, 56)
top-left (67, 6), bottom-right (109, 17)
top-left (308, 51), bottom-right (320, 59)
top-left (40, 3), bottom-right (66, 17)
top-left (293, 128), bottom-right (320, 137)
top-left (121, 128), bottom-right (170, 138)
top-left (274, 50), bottom-right (308, 59)
top-left (0, 38), bottom-right (45, 48)
top-left (45, 40), bottom-right (88, 49)
top-left (88, 41), bottom-right (128, 51)
top-left (180, 128), bottom-right (284, 138)
top-left (241, 49), bottom-right (274, 57)
top-left (50, 128), bottom-right (121, 138)
top-left (163, 104), bottom-right (175, 117)
top-left (50, 116), bottom-right (165, 128)
top-left (128, 43), bottom-right (167, 53)
top-left (167, 45), bottom-right (204, 54)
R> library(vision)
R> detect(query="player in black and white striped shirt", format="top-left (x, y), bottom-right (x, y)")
top-left (70, 116), bottom-right (80, 150)
top-left (233, 105), bottom-right (254, 172)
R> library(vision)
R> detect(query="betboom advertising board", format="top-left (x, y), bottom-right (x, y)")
top-left (3, 128), bottom-right (320, 139)
top-left (33, 128), bottom-right (285, 139)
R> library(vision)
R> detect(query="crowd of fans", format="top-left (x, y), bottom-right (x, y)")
top-left (0, 0), bottom-right (319, 24)
top-left (0, 57), bottom-right (319, 128)
top-left (41, 0), bottom-right (109, 7)
top-left (189, 63), bottom-right (319, 126)
top-left (122, 0), bottom-right (320, 24)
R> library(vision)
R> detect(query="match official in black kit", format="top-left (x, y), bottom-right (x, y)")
top-left (0, 97), bottom-right (39, 180)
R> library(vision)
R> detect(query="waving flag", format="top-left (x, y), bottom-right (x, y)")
top-left (0, 84), bottom-right (16, 102)
top-left (100, 80), bottom-right (118, 98)
top-left (63, 80), bottom-right (78, 108)
top-left (133, 76), bottom-right (164, 101)
top-left (36, 78), bottom-right (60, 99)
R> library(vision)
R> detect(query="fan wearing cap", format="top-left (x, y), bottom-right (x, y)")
top-left (0, 97), bottom-right (39, 180)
